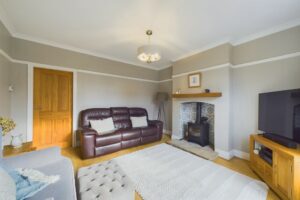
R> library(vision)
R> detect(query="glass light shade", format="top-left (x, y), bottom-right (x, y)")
top-left (137, 45), bottom-right (161, 63)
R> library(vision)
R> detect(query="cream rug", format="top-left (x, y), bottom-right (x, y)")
top-left (114, 144), bottom-right (268, 200)
top-left (166, 139), bottom-right (218, 160)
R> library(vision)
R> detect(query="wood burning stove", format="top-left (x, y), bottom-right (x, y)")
top-left (187, 103), bottom-right (209, 146)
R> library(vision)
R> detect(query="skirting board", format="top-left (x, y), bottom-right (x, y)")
top-left (215, 149), bottom-right (250, 160)
top-left (171, 135), bottom-right (183, 140)
top-left (232, 149), bottom-right (250, 160)
top-left (215, 149), bottom-right (234, 160)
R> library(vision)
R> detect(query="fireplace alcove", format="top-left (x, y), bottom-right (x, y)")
top-left (180, 102), bottom-right (215, 149)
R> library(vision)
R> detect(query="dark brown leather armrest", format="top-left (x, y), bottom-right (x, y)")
top-left (79, 127), bottom-right (97, 159)
top-left (148, 120), bottom-right (163, 139)
top-left (79, 127), bottom-right (97, 135)
top-left (148, 120), bottom-right (163, 127)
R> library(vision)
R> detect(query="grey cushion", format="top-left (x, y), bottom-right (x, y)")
top-left (27, 158), bottom-right (76, 200)
top-left (0, 165), bottom-right (16, 200)
top-left (77, 160), bottom-right (134, 200)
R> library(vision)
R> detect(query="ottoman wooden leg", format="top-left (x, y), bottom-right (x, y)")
top-left (135, 191), bottom-right (143, 200)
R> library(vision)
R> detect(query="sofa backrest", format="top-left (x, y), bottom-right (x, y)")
top-left (111, 107), bottom-right (131, 129)
top-left (80, 107), bottom-right (148, 129)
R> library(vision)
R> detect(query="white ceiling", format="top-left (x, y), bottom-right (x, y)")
top-left (0, 0), bottom-right (300, 70)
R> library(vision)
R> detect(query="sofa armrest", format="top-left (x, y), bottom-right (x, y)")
top-left (79, 128), bottom-right (96, 159)
top-left (148, 120), bottom-right (163, 127)
top-left (79, 127), bottom-right (97, 135)
top-left (3, 147), bottom-right (63, 169)
top-left (148, 120), bottom-right (163, 139)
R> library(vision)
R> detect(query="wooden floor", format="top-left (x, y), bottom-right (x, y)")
top-left (4, 134), bottom-right (280, 200)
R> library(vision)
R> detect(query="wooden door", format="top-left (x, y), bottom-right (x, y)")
top-left (274, 151), bottom-right (293, 198)
top-left (33, 68), bottom-right (73, 149)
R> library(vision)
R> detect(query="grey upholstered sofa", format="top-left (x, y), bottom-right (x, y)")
top-left (2, 147), bottom-right (77, 200)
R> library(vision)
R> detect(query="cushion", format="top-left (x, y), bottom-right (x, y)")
top-left (0, 165), bottom-right (16, 200)
top-left (9, 168), bottom-right (59, 200)
top-left (90, 118), bottom-right (116, 135)
top-left (130, 116), bottom-right (148, 128)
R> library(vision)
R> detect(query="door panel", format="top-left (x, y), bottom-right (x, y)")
top-left (33, 68), bottom-right (73, 149)
top-left (275, 151), bottom-right (292, 198)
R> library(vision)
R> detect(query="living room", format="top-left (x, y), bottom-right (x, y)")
top-left (0, 1), bottom-right (300, 200)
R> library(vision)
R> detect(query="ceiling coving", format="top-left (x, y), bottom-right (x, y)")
top-left (137, 30), bottom-right (161, 63)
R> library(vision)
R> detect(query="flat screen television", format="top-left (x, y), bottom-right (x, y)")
top-left (258, 89), bottom-right (300, 144)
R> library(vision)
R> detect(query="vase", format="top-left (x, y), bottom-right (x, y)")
top-left (11, 133), bottom-right (22, 148)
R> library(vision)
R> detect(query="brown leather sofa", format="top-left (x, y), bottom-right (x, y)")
top-left (78, 107), bottom-right (163, 159)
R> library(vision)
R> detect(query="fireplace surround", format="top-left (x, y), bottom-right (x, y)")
top-left (180, 102), bottom-right (214, 147)
top-left (172, 97), bottom-right (231, 159)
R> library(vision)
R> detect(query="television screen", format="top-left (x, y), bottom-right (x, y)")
top-left (258, 89), bottom-right (300, 143)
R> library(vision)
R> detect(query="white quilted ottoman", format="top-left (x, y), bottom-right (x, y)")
top-left (77, 160), bottom-right (135, 200)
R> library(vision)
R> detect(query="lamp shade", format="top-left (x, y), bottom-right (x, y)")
top-left (156, 92), bottom-right (169, 103)
top-left (137, 45), bottom-right (161, 63)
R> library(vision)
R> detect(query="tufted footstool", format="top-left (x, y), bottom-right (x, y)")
top-left (77, 160), bottom-right (134, 200)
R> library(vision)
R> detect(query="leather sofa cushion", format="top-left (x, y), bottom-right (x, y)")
top-left (111, 107), bottom-right (129, 115)
top-left (114, 120), bottom-right (131, 130)
top-left (121, 138), bottom-right (140, 149)
top-left (81, 108), bottom-right (112, 127)
top-left (129, 108), bottom-right (148, 118)
top-left (95, 132), bottom-right (121, 147)
top-left (121, 128), bottom-right (141, 140)
top-left (141, 126), bottom-right (157, 137)
top-left (111, 107), bottom-right (131, 129)
top-left (141, 135), bottom-right (159, 145)
top-left (95, 143), bottom-right (121, 156)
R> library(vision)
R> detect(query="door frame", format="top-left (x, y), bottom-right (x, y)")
top-left (27, 63), bottom-right (78, 147)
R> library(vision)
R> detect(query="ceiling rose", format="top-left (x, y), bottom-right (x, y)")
top-left (137, 30), bottom-right (161, 63)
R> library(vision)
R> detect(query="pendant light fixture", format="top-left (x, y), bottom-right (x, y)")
top-left (137, 30), bottom-right (161, 63)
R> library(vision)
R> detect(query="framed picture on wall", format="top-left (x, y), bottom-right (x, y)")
top-left (188, 72), bottom-right (201, 88)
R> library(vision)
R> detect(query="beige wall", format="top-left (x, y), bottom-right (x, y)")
top-left (0, 54), bottom-right (11, 145)
top-left (158, 67), bottom-right (172, 81)
top-left (171, 25), bottom-right (300, 155)
top-left (232, 57), bottom-right (300, 152)
top-left (157, 67), bottom-right (173, 131)
top-left (231, 25), bottom-right (300, 153)
top-left (0, 20), bottom-right (159, 82)
top-left (0, 20), bottom-right (166, 146)
top-left (0, 54), bottom-right (11, 118)
top-left (11, 38), bottom-right (159, 81)
top-left (77, 72), bottom-right (159, 129)
top-left (233, 26), bottom-right (300, 64)
top-left (0, 54), bottom-right (28, 145)
top-left (172, 43), bottom-right (232, 75)
top-left (158, 81), bottom-right (173, 131)
top-left (9, 63), bottom-right (28, 145)
top-left (0, 21), bottom-right (11, 54)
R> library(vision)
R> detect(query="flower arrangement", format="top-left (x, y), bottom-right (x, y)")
top-left (0, 117), bottom-right (16, 136)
